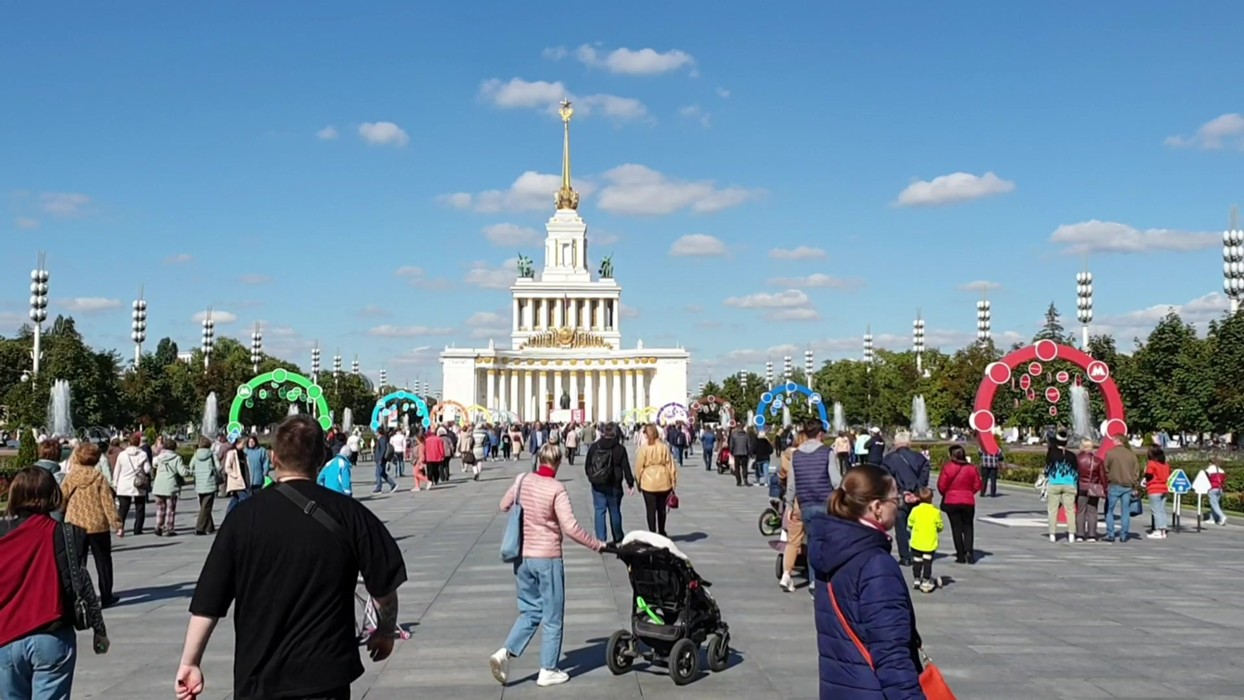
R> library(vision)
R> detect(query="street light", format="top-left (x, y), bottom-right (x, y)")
top-left (765, 360), bottom-right (773, 389)
top-left (29, 253), bottom-right (49, 377)
top-left (201, 310), bottom-right (215, 369)
top-left (250, 323), bottom-right (263, 374)
top-left (379, 368), bottom-right (388, 388)
top-left (863, 327), bottom-right (874, 365)
top-left (1224, 207), bottom-right (1242, 313)
top-left (1076, 270), bottom-right (1093, 349)
top-left (311, 344), bottom-right (321, 383)
top-left (333, 352), bottom-right (342, 377)
top-left (913, 310), bottom-right (926, 375)
top-left (130, 289), bottom-right (148, 368)
top-left (976, 297), bottom-right (992, 343)
top-left (351, 356), bottom-right (360, 376)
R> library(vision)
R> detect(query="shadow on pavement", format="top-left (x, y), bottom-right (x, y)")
top-left (114, 580), bottom-right (197, 606)
top-left (561, 636), bottom-right (609, 679)
top-left (669, 531), bottom-right (708, 543)
top-left (113, 542), bottom-right (177, 554)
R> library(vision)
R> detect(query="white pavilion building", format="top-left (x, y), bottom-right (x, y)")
top-left (440, 100), bottom-right (689, 424)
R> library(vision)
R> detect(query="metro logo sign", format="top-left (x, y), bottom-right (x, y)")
top-left (1087, 360), bottom-right (1110, 383)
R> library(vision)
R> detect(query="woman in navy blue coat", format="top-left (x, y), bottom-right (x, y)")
top-left (809, 464), bottom-right (924, 699)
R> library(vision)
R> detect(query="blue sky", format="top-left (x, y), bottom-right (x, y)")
top-left (3, 2), bottom-right (1242, 390)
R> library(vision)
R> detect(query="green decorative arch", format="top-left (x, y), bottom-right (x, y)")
top-left (227, 368), bottom-right (331, 439)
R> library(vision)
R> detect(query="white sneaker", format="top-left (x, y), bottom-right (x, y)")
top-left (489, 648), bottom-right (510, 685)
top-left (1221, 516), bottom-right (1229, 526)
top-left (1049, 534), bottom-right (1057, 543)
top-left (1068, 535), bottom-right (1075, 544)
top-left (536, 668), bottom-right (570, 687)
top-left (1146, 532), bottom-right (1163, 539)
top-left (779, 573), bottom-right (795, 593)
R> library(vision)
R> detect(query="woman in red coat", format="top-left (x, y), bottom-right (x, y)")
top-left (937, 445), bottom-right (983, 564)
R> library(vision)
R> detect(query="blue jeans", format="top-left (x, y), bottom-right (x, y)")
top-left (1105, 484), bottom-right (1132, 541)
top-left (592, 485), bottom-right (624, 543)
top-left (1149, 494), bottom-right (1168, 531)
top-left (754, 459), bottom-right (770, 486)
top-left (702, 447), bottom-right (713, 471)
top-left (393, 455), bottom-right (405, 478)
top-left (1208, 489), bottom-right (1226, 523)
top-left (504, 557), bottom-right (566, 671)
top-left (373, 461), bottom-right (396, 491)
top-left (0, 626), bottom-right (77, 700)
top-left (226, 489), bottom-right (249, 515)
top-left (672, 446), bottom-right (685, 466)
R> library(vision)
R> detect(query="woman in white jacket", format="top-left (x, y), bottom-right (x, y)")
top-left (111, 432), bottom-right (152, 536)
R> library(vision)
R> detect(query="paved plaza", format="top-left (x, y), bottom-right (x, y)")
top-left (73, 444), bottom-right (1244, 699)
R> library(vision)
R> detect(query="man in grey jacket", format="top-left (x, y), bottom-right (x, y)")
top-left (728, 425), bottom-right (751, 487)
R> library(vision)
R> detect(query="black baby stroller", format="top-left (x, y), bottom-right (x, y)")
top-left (606, 535), bottom-right (731, 685)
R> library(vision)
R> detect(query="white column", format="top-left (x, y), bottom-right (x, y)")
top-left (592, 300), bottom-right (601, 330)
top-left (553, 370), bottom-right (563, 414)
top-left (611, 370), bottom-right (622, 422)
top-left (486, 370), bottom-right (497, 411)
top-left (523, 371), bottom-right (533, 420)
top-left (623, 369), bottom-right (635, 417)
top-left (584, 369), bottom-right (596, 422)
top-left (522, 299), bottom-right (531, 330)
top-left (569, 369), bottom-right (579, 417)
top-left (636, 368), bottom-right (647, 413)
top-left (509, 371), bottom-right (519, 415)
top-left (512, 299), bottom-right (520, 332)
top-left (554, 299), bottom-right (563, 328)
top-left (538, 371), bottom-right (549, 421)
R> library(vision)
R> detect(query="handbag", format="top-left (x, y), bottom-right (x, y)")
top-left (828, 581), bottom-right (957, 699)
top-left (1086, 481), bottom-right (1106, 499)
top-left (500, 475), bottom-right (528, 563)
top-left (60, 524), bottom-right (93, 631)
top-left (1129, 491), bottom-right (1144, 518)
top-left (129, 453), bottom-right (151, 492)
top-left (667, 491), bottom-right (680, 510)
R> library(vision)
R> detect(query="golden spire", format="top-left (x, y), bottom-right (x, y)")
top-left (555, 98), bottom-right (580, 210)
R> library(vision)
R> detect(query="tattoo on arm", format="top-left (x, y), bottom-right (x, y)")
top-left (373, 591), bottom-right (399, 634)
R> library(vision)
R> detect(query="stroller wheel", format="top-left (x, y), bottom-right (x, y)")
top-left (706, 633), bottom-right (730, 672)
top-left (669, 638), bottom-right (698, 685)
top-left (775, 553), bottom-right (784, 580)
top-left (606, 630), bottom-right (634, 675)
top-left (758, 507), bottom-right (781, 537)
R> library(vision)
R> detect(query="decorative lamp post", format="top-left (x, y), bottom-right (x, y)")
top-left (765, 360), bottom-right (774, 389)
top-left (782, 355), bottom-right (792, 386)
top-left (976, 297), bottom-right (992, 343)
top-left (1076, 269), bottom-right (1094, 348)
top-left (913, 310), bottom-right (926, 375)
top-left (351, 356), bottom-right (360, 376)
top-left (311, 344), bottom-right (321, 383)
top-left (333, 352), bottom-right (342, 377)
top-left (29, 252), bottom-right (49, 378)
top-left (379, 368), bottom-right (388, 388)
top-left (200, 310), bottom-right (215, 369)
top-left (740, 370), bottom-right (748, 394)
top-left (863, 327), bottom-right (874, 365)
top-left (1224, 207), bottom-right (1243, 314)
top-left (131, 289), bottom-right (147, 368)
top-left (250, 323), bottom-right (263, 374)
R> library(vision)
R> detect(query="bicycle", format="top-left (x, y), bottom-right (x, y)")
top-left (758, 499), bottom-right (782, 537)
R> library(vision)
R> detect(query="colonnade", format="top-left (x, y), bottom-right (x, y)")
top-left (481, 366), bottom-right (648, 423)
top-left (512, 296), bottom-right (618, 332)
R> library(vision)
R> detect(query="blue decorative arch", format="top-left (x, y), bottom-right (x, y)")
top-left (753, 382), bottom-right (829, 431)
top-left (370, 390), bottom-right (432, 431)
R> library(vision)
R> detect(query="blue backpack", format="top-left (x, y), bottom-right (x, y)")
top-left (500, 475), bottom-right (529, 563)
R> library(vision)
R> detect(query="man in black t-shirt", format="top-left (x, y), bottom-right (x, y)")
top-left (175, 416), bottom-right (408, 700)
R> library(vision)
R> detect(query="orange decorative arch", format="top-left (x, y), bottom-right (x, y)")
top-left (432, 400), bottom-right (471, 424)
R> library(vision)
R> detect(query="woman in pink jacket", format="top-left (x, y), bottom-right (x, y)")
top-left (490, 443), bottom-right (603, 688)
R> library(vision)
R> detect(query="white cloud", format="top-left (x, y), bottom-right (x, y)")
top-left (395, 266), bottom-right (451, 289)
top-left (715, 87), bottom-right (731, 99)
top-left (358, 121), bottom-right (409, 147)
top-left (389, 346), bottom-right (434, 367)
top-left (483, 223), bottom-right (542, 246)
top-left (15, 216), bottom-right (38, 229)
top-left (684, 304), bottom-right (704, 314)
top-left (767, 273), bottom-right (861, 290)
top-left (1049, 220), bottom-right (1218, 255)
top-left (0, 311), bottom-right (25, 334)
top-left (164, 253), bottom-right (193, 264)
top-left (238, 274), bottom-right (272, 285)
top-left (191, 310), bottom-right (238, 324)
top-left (542, 46), bottom-right (568, 61)
top-left (574, 45), bottom-right (695, 75)
top-left (670, 234), bottom-right (727, 257)
top-left (478, 78), bottom-right (650, 123)
top-left (465, 258), bottom-right (519, 289)
top-left (958, 280), bottom-right (1002, 293)
top-left (39, 192), bottom-right (91, 218)
top-left (724, 289), bottom-right (810, 309)
top-left (439, 171), bottom-right (594, 213)
top-left (367, 325), bottom-right (456, 338)
top-left (465, 311), bottom-right (510, 338)
top-left (1096, 292), bottom-right (1230, 339)
top-left (61, 297), bottom-right (121, 313)
top-left (769, 246), bottom-right (825, 260)
top-left (894, 171), bottom-right (1015, 207)
top-left (769, 308), bottom-right (820, 322)
top-left (620, 302), bottom-right (640, 319)
top-left (1164, 113), bottom-right (1244, 150)
top-left (359, 305), bottom-right (391, 318)
top-left (316, 126), bottom-right (339, 140)
top-left (597, 164), bottom-right (761, 216)
top-left (678, 105), bottom-right (711, 127)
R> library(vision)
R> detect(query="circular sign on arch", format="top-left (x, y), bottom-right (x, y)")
top-left (753, 382), bottom-right (829, 431)
top-left (974, 342), bottom-right (1126, 456)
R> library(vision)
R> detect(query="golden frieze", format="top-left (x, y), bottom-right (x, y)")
top-left (519, 326), bottom-right (612, 350)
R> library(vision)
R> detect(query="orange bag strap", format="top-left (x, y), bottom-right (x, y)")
top-left (828, 581), bottom-right (875, 669)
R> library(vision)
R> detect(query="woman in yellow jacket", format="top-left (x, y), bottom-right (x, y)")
top-left (906, 487), bottom-right (944, 594)
top-left (635, 424), bottom-right (679, 537)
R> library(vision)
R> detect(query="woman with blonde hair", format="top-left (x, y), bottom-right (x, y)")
top-left (60, 442), bottom-right (122, 606)
top-left (490, 442), bottom-right (602, 688)
top-left (635, 424), bottom-right (679, 537)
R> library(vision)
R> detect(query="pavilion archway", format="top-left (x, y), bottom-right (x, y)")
top-left (753, 382), bottom-right (829, 431)
top-left (689, 395), bottom-right (735, 426)
top-left (227, 369), bottom-right (331, 440)
top-left (972, 339), bottom-right (1125, 456)
top-left (370, 390), bottom-right (431, 432)
top-left (656, 402), bottom-right (690, 426)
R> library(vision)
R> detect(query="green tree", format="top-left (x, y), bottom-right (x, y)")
top-left (1035, 302), bottom-right (1071, 343)
top-left (1128, 312), bottom-right (1207, 433)
top-left (1208, 310), bottom-right (1244, 438)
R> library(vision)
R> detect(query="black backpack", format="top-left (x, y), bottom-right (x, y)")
top-left (586, 446), bottom-right (615, 485)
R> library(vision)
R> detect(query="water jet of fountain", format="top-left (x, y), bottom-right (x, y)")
top-left (1069, 385), bottom-right (1097, 440)
top-left (342, 408), bottom-right (354, 434)
top-left (287, 403), bottom-right (299, 416)
top-left (832, 401), bottom-right (847, 433)
top-left (910, 395), bottom-right (930, 440)
top-left (47, 380), bottom-right (73, 438)
top-left (201, 392), bottom-right (218, 437)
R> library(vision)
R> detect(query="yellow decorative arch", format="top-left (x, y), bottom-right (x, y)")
top-left (466, 404), bottom-right (493, 423)
top-left (432, 400), bottom-right (471, 424)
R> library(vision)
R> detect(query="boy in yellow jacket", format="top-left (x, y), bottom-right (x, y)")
top-left (907, 488), bottom-right (944, 594)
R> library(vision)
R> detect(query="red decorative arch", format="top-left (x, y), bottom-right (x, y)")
top-left (973, 339), bottom-right (1125, 456)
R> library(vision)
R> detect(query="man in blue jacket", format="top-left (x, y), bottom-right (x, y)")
top-left (880, 431), bottom-right (929, 567)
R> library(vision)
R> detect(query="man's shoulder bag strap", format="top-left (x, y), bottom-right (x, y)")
top-left (275, 482), bottom-right (353, 554)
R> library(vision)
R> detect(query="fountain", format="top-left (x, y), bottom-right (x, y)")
top-left (832, 401), bottom-right (847, 433)
top-left (201, 392), bottom-right (218, 437)
top-left (288, 403), bottom-right (299, 416)
top-left (342, 408), bottom-right (354, 434)
top-left (47, 380), bottom-right (73, 438)
top-left (1069, 384), bottom-right (1097, 440)
top-left (910, 395), bottom-right (931, 439)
